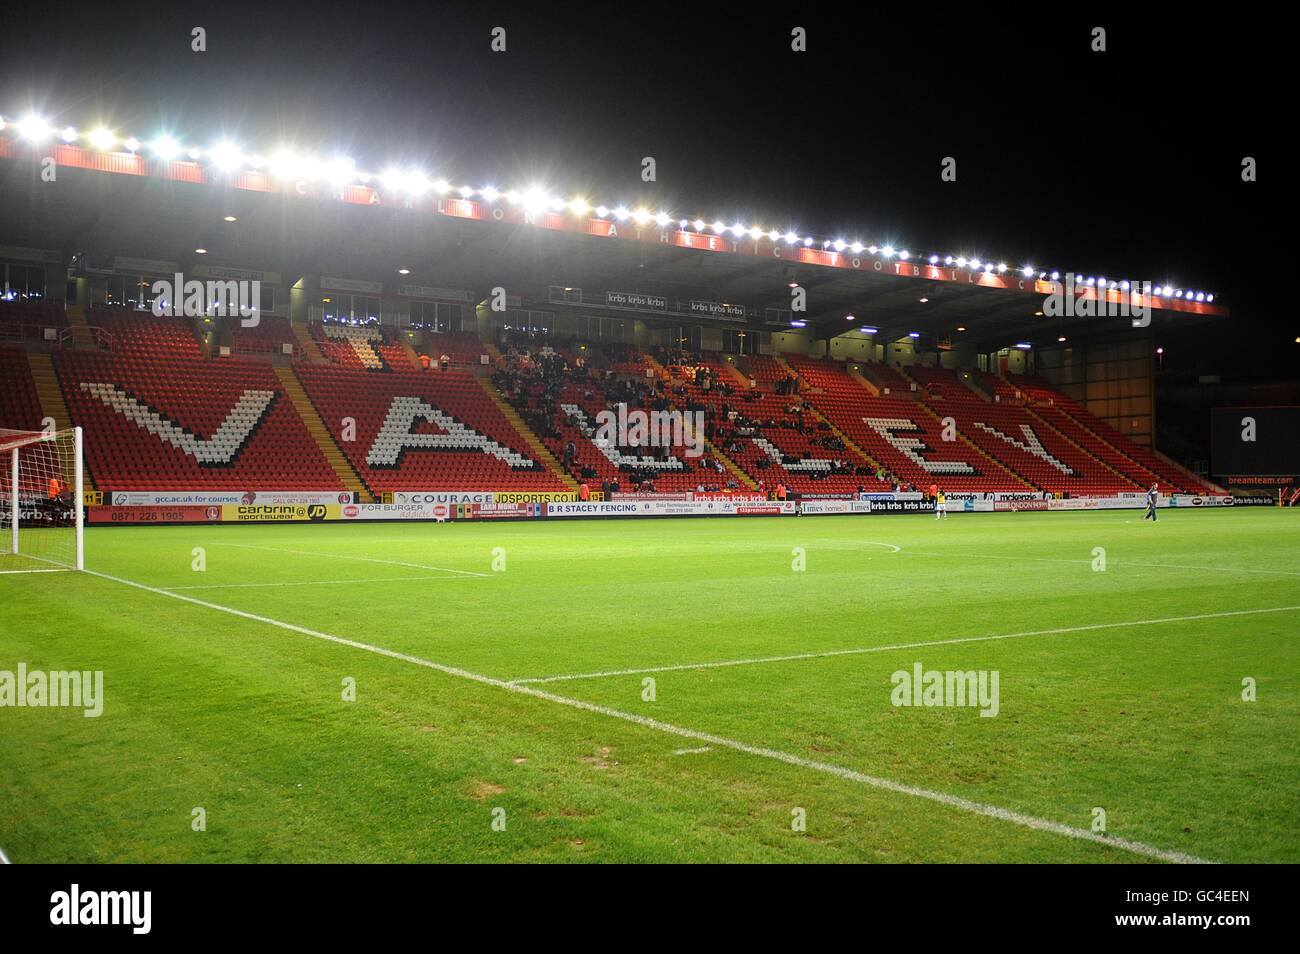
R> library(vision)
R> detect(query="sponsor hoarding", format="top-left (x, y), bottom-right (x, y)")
top-left (110, 490), bottom-right (353, 507)
top-left (87, 505), bottom-right (223, 524)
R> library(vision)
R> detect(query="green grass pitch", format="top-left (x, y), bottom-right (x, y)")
top-left (2, 508), bottom-right (1297, 863)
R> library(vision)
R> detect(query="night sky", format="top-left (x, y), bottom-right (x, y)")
top-left (0, 3), bottom-right (1282, 376)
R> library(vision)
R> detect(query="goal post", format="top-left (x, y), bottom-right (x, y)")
top-left (0, 426), bottom-right (84, 573)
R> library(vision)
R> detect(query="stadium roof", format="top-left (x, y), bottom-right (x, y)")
top-left (0, 130), bottom-right (1228, 350)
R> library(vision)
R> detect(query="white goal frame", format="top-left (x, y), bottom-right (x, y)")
top-left (2, 426), bottom-right (84, 572)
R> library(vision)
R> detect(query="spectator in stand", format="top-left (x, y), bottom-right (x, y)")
top-left (419, 353), bottom-right (432, 371)
top-left (440, 353), bottom-right (450, 371)
top-left (578, 481), bottom-right (591, 501)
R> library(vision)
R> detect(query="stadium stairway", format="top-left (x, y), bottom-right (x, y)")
top-left (716, 356), bottom-right (751, 387)
top-left (642, 353), bottom-right (673, 384)
top-left (847, 364), bottom-right (880, 395)
top-left (26, 351), bottom-right (95, 490)
top-left (274, 367), bottom-right (375, 501)
top-left (960, 373), bottom-right (995, 403)
top-left (475, 377), bottom-right (580, 490)
top-left (396, 335), bottom-right (423, 371)
top-left (900, 367), bottom-right (1035, 490)
top-left (705, 439), bottom-right (759, 490)
top-left (291, 322), bottom-right (327, 364)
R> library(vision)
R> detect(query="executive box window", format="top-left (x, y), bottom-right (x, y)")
top-left (2, 263), bottom-right (48, 301)
top-left (322, 294), bottom-right (381, 323)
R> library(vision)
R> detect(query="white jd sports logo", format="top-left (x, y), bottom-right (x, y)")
top-left (81, 383), bottom-right (275, 465)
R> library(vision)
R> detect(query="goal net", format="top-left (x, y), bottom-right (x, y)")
top-left (0, 427), bottom-right (84, 573)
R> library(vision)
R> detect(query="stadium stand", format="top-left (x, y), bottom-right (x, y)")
top-left (295, 365), bottom-right (569, 493)
top-left (51, 351), bottom-right (341, 490)
top-left (0, 344), bottom-right (44, 430)
top-left (0, 294), bottom-right (1227, 499)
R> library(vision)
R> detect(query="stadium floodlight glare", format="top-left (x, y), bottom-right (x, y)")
top-left (88, 127), bottom-right (116, 150)
top-left (380, 168), bottom-right (405, 191)
top-left (458, 185), bottom-right (474, 198)
top-left (660, 213), bottom-right (674, 227)
top-left (60, 126), bottom-right (78, 143)
top-left (767, 229), bottom-right (780, 241)
top-left (908, 332), bottom-right (920, 338)
top-left (612, 205), bottom-right (630, 221)
top-left (1058, 336), bottom-right (1067, 342)
top-left (479, 186), bottom-right (499, 202)
top-left (997, 262), bottom-right (1007, 273)
top-left (867, 245), bottom-right (879, 254)
top-left (209, 140), bottom-right (243, 171)
top-left (1050, 270), bottom-right (1060, 281)
top-left (523, 188), bottom-right (550, 214)
top-left (790, 320), bottom-right (806, 327)
top-left (945, 255), bottom-right (954, 265)
top-left (694, 219), bottom-right (707, 231)
top-left (1015, 342), bottom-right (1032, 349)
top-left (406, 174), bottom-right (431, 196)
top-left (730, 223), bottom-right (747, 237)
top-left (1120, 280), bottom-right (1130, 290)
top-left (503, 189), bottom-right (521, 203)
top-left (565, 197), bottom-right (587, 215)
top-left (123, 137), bottom-right (141, 152)
top-left (270, 150), bottom-right (300, 179)
top-left (18, 115), bottom-right (51, 142)
top-left (633, 207), bottom-right (651, 225)
top-left (711, 221), bottom-right (726, 233)
top-left (1206, 293), bottom-right (1214, 302)
top-left (1022, 265), bottom-right (1035, 276)
top-left (326, 157), bottom-right (356, 186)
top-left (595, 205), bottom-right (610, 217)
top-left (549, 197), bottom-right (566, 212)
top-left (929, 254), bottom-right (939, 264)
top-left (861, 326), bottom-right (878, 334)
top-left (833, 239), bottom-right (846, 252)
top-left (748, 226), bottom-right (762, 240)
top-left (882, 245), bottom-right (895, 258)
top-left (803, 236), bottom-right (813, 246)
top-left (151, 135), bottom-right (180, 160)
top-left (900, 250), bottom-right (910, 260)
top-left (956, 256), bottom-right (967, 267)
top-left (1096, 275), bottom-right (1106, 286)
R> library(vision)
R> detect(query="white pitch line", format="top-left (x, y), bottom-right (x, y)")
top-left (673, 746), bottom-right (713, 756)
top-left (509, 604), bottom-right (1300, 685)
top-left (902, 549), bottom-right (1300, 578)
top-left (209, 542), bottom-right (490, 577)
top-left (165, 575), bottom-right (481, 591)
top-left (83, 567), bottom-right (1214, 864)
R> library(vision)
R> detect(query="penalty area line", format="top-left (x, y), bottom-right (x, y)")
top-left (82, 567), bottom-right (1215, 865)
top-left (508, 604), bottom-right (1300, 685)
